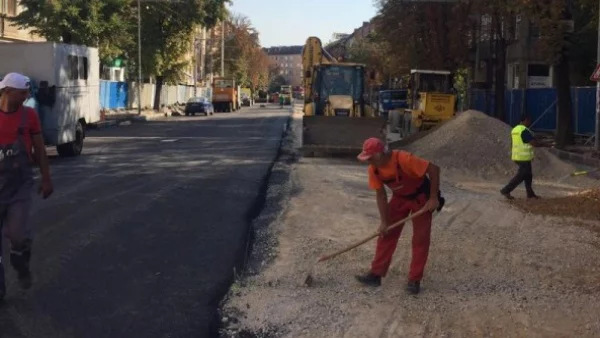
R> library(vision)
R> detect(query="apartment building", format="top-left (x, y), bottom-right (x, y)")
top-left (264, 45), bottom-right (303, 87)
top-left (0, 0), bottom-right (44, 42)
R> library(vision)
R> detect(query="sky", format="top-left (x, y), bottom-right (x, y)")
top-left (228, 0), bottom-right (378, 47)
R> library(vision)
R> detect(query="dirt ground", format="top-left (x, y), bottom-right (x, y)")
top-left (220, 112), bottom-right (600, 338)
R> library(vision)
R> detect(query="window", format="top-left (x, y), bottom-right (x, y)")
top-left (4, 0), bottom-right (17, 16)
top-left (68, 55), bottom-right (79, 80)
top-left (68, 55), bottom-right (89, 80)
top-left (528, 64), bottom-right (549, 77)
top-left (79, 56), bottom-right (88, 80)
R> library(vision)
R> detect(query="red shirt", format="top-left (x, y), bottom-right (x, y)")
top-left (0, 106), bottom-right (42, 157)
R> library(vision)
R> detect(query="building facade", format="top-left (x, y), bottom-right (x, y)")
top-left (470, 14), bottom-right (553, 90)
top-left (264, 45), bottom-right (303, 87)
top-left (0, 0), bottom-right (44, 42)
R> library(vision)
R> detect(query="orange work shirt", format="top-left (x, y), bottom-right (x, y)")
top-left (368, 150), bottom-right (430, 191)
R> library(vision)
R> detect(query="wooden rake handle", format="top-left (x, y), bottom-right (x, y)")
top-left (316, 208), bottom-right (428, 263)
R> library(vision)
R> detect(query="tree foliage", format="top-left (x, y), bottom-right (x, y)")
top-left (13, 0), bottom-right (133, 63)
top-left (134, 0), bottom-right (228, 84)
top-left (210, 13), bottom-right (270, 92)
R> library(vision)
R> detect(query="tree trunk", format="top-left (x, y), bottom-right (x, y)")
top-left (554, 2), bottom-right (574, 149)
top-left (153, 76), bottom-right (164, 111)
top-left (554, 50), bottom-right (574, 148)
top-left (493, 14), bottom-right (506, 122)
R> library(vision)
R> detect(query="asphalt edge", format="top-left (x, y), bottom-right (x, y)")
top-left (211, 110), bottom-right (297, 338)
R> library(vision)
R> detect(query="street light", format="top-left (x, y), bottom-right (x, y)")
top-left (137, 0), bottom-right (142, 115)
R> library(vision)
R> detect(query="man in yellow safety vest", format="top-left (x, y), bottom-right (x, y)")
top-left (500, 115), bottom-right (547, 200)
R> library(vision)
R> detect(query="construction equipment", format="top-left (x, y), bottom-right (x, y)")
top-left (301, 36), bottom-right (385, 157)
top-left (401, 70), bottom-right (456, 137)
top-left (280, 85), bottom-right (292, 105)
top-left (211, 77), bottom-right (239, 112)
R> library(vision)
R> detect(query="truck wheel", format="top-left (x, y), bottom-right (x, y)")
top-left (57, 121), bottom-right (84, 157)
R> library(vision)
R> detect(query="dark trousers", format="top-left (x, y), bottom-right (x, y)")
top-left (502, 161), bottom-right (535, 196)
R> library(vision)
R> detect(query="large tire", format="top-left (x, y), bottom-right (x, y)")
top-left (57, 121), bottom-right (84, 157)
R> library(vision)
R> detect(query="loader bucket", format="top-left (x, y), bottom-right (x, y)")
top-left (301, 115), bottom-right (387, 157)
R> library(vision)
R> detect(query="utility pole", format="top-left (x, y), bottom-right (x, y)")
top-left (193, 36), bottom-right (198, 97)
top-left (221, 20), bottom-right (225, 77)
top-left (200, 27), bottom-right (206, 81)
top-left (137, 0), bottom-right (142, 115)
top-left (596, 1), bottom-right (600, 151)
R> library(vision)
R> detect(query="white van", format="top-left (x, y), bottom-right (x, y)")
top-left (0, 42), bottom-right (100, 157)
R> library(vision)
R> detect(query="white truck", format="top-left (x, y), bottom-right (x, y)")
top-left (0, 42), bottom-right (100, 157)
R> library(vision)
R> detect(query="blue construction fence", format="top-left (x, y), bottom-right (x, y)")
top-left (469, 87), bottom-right (597, 135)
top-left (100, 80), bottom-right (211, 110)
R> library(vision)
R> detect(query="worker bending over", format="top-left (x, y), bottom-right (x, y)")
top-left (355, 138), bottom-right (443, 295)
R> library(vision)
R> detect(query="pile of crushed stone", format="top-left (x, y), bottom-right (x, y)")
top-left (405, 110), bottom-right (579, 179)
top-left (512, 188), bottom-right (600, 221)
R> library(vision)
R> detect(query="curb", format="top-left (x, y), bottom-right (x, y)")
top-left (548, 148), bottom-right (600, 168)
top-left (87, 120), bottom-right (118, 129)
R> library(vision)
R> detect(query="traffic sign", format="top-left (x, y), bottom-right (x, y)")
top-left (590, 64), bottom-right (600, 82)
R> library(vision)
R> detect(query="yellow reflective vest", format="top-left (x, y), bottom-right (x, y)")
top-left (511, 124), bottom-right (534, 161)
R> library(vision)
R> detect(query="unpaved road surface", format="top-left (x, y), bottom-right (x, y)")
top-left (221, 114), bottom-right (600, 338)
top-left (0, 105), bottom-right (290, 338)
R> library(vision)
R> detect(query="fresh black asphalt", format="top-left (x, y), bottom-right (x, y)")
top-left (0, 105), bottom-right (291, 338)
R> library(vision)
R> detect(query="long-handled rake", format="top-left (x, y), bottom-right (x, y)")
top-left (303, 208), bottom-right (429, 287)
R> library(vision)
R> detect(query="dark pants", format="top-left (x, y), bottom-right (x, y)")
top-left (502, 161), bottom-right (535, 197)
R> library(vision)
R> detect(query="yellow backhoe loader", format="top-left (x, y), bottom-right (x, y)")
top-left (301, 36), bottom-right (385, 157)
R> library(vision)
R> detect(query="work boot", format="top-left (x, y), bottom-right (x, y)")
top-left (500, 190), bottom-right (515, 200)
top-left (355, 272), bottom-right (382, 287)
top-left (407, 280), bottom-right (420, 295)
top-left (527, 194), bottom-right (540, 199)
top-left (10, 249), bottom-right (32, 290)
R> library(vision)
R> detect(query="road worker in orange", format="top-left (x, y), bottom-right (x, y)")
top-left (355, 138), bottom-right (443, 295)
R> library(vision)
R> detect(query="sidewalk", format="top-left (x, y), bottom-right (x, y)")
top-left (220, 112), bottom-right (600, 337)
top-left (89, 107), bottom-right (178, 129)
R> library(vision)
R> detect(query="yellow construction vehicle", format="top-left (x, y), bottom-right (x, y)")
top-left (401, 69), bottom-right (456, 137)
top-left (301, 36), bottom-right (384, 156)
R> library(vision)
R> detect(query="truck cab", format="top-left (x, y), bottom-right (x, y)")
top-left (311, 64), bottom-right (366, 117)
top-left (378, 89), bottom-right (408, 118)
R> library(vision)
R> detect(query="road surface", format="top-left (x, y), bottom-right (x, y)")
top-left (0, 105), bottom-right (291, 338)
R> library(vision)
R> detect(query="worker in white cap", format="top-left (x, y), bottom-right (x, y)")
top-left (0, 72), bottom-right (53, 302)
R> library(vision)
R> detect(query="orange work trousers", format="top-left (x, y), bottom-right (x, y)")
top-left (370, 193), bottom-right (432, 282)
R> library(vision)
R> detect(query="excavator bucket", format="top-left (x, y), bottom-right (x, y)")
top-left (301, 116), bottom-right (387, 157)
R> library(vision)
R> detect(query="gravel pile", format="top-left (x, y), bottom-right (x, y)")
top-left (405, 110), bottom-right (578, 180)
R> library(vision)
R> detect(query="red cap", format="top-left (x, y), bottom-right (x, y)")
top-left (357, 138), bottom-right (385, 161)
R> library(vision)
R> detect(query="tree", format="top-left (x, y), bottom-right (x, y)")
top-left (516, 0), bottom-right (574, 147)
top-left (130, 0), bottom-right (228, 109)
top-left (269, 75), bottom-right (288, 93)
top-left (374, 0), bottom-right (472, 71)
top-left (209, 13), bottom-right (269, 95)
top-left (13, 0), bottom-right (133, 63)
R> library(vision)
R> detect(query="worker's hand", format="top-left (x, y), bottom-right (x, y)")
top-left (378, 221), bottom-right (389, 236)
top-left (423, 197), bottom-right (439, 212)
top-left (38, 178), bottom-right (54, 199)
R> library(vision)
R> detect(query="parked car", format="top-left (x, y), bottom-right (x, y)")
top-left (185, 97), bottom-right (214, 116)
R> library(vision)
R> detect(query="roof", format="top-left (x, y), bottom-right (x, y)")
top-left (263, 45), bottom-right (303, 55)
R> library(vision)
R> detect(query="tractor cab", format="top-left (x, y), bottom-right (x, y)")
top-left (401, 69), bottom-right (456, 136)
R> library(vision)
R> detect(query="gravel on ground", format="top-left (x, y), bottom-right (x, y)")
top-left (220, 111), bottom-right (600, 338)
